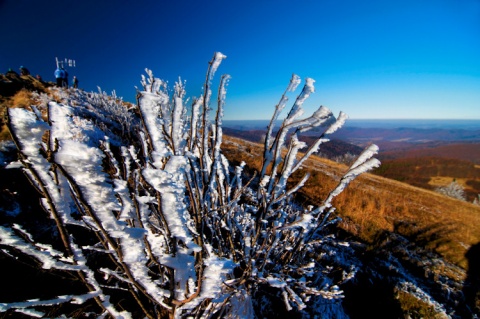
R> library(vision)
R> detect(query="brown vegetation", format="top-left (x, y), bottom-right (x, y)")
top-left (0, 73), bottom-right (52, 142)
top-left (373, 156), bottom-right (480, 201)
top-left (0, 89), bottom-right (36, 141)
top-left (222, 135), bottom-right (480, 271)
top-left (224, 134), bottom-right (479, 315)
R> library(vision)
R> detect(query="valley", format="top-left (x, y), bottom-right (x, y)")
top-left (222, 134), bottom-right (480, 318)
top-left (224, 120), bottom-right (480, 202)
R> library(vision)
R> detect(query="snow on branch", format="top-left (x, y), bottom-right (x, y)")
top-left (321, 145), bottom-right (381, 210)
top-left (0, 226), bottom-right (79, 271)
top-left (3, 52), bottom-right (379, 318)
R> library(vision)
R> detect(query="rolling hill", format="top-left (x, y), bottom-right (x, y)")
top-left (223, 121), bottom-right (480, 202)
top-left (222, 135), bottom-right (480, 318)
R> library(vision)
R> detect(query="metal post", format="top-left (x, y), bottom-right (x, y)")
top-left (55, 57), bottom-right (75, 69)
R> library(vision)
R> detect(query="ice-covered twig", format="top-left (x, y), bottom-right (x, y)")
top-left (320, 144), bottom-right (381, 210)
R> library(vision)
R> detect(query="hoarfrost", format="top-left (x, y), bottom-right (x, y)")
top-left (2, 53), bottom-right (380, 318)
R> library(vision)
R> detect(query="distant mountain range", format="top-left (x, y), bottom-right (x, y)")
top-left (222, 127), bottom-right (364, 159)
top-left (342, 119), bottom-right (480, 130)
top-left (223, 119), bottom-right (480, 155)
top-left (329, 125), bottom-right (480, 145)
top-left (223, 119), bottom-right (480, 131)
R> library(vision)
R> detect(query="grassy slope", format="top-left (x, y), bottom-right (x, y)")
top-left (222, 135), bottom-right (480, 270)
top-left (373, 155), bottom-right (480, 201)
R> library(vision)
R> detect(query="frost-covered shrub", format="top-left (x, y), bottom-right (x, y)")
top-left (2, 53), bottom-right (379, 318)
top-left (33, 86), bottom-right (138, 141)
top-left (435, 180), bottom-right (466, 201)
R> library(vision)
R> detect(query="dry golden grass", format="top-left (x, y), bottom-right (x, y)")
top-left (222, 135), bottom-right (480, 270)
top-left (0, 89), bottom-right (37, 142)
top-left (0, 88), bottom-right (52, 142)
top-left (337, 173), bottom-right (480, 268)
top-left (428, 176), bottom-right (469, 187)
top-left (9, 89), bottom-right (34, 109)
top-left (0, 125), bottom-right (11, 141)
top-left (395, 289), bottom-right (449, 319)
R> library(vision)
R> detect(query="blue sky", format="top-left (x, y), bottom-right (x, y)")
top-left (1, 0), bottom-right (479, 120)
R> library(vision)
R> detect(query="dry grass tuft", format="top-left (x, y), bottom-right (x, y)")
top-left (0, 125), bottom-right (11, 141)
top-left (10, 89), bottom-right (34, 109)
top-left (0, 89), bottom-right (37, 142)
top-left (395, 289), bottom-right (448, 319)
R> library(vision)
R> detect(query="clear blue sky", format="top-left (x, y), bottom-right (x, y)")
top-left (1, 0), bottom-right (479, 120)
